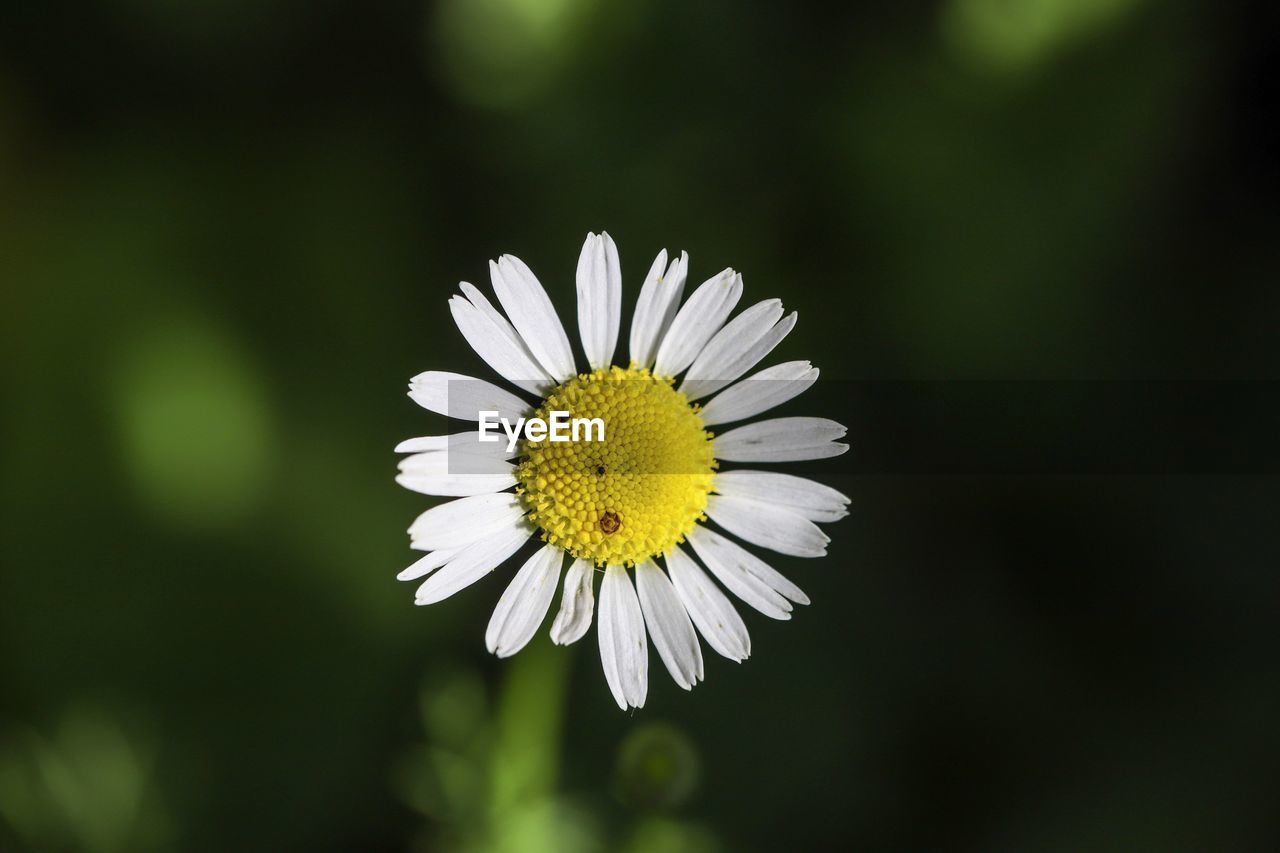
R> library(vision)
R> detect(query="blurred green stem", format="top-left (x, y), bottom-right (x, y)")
top-left (487, 638), bottom-right (574, 852)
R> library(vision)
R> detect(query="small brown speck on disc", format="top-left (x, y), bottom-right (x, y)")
top-left (600, 511), bottom-right (620, 534)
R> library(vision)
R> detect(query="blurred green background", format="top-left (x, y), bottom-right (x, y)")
top-left (1, 0), bottom-right (1278, 850)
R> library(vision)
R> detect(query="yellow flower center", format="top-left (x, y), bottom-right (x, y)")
top-left (516, 366), bottom-right (716, 566)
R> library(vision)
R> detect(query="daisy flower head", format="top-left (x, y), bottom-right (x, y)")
top-left (396, 232), bottom-right (849, 710)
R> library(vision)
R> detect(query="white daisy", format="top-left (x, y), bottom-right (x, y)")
top-left (396, 232), bottom-right (849, 710)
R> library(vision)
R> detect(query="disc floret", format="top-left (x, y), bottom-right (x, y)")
top-left (515, 366), bottom-right (716, 565)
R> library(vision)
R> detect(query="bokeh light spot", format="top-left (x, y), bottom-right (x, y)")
top-left (0, 705), bottom-right (170, 853)
top-left (941, 0), bottom-right (1145, 75)
top-left (614, 723), bottom-right (700, 812)
top-left (431, 0), bottom-right (597, 110)
top-left (111, 317), bottom-right (273, 529)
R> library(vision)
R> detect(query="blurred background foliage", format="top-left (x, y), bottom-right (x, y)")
top-left (1, 0), bottom-right (1278, 850)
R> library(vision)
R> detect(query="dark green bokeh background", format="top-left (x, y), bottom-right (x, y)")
top-left (2, 1), bottom-right (1277, 850)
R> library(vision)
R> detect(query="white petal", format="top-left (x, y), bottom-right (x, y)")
top-left (395, 472), bottom-right (515, 497)
top-left (485, 543), bottom-right (564, 658)
top-left (450, 285), bottom-right (553, 396)
top-left (398, 451), bottom-right (516, 475)
top-left (397, 548), bottom-right (458, 581)
top-left (394, 431), bottom-right (518, 460)
top-left (653, 268), bottom-right (742, 378)
top-left (408, 493), bottom-right (527, 551)
top-left (598, 565), bottom-right (648, 710)
top-left (698, 361), bottom-right (819, 426)
top-left (713, 416), bottom-right (849, 462)
top-left (414, 522), bottom-right (532, 605)
top-left (680, 301), bottom-right (796, 400)
top-left (396, 451), bottom-right (516, 496)
top-left (550, 558), bottom-right (596, 645)
top-left (635, 560), bottom-right (704, 690)
top-left (576, 232), bottom-right (622, 370)
top-left (407, 371), bottom-right (529, 423)
top-left (689, 526), bottom-right (809, 604)
top-left (490, 255), bottom-right (576, 381)
top-left (458, 283), bottom-right (551, 384)
top-left (705, 494), bottom-right (830, 558)
top-left (686, 525), bottom-right (808, 620)
top-left (713, 470), bottom-right (849, 523)
top-left (665, 544), bottom-right (750, 662)
top-left (629, 250), bottom-right (688, 370)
